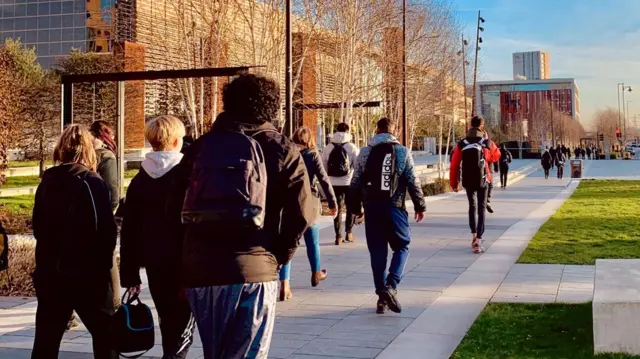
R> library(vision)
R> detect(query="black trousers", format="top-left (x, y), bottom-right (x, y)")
top-left (147, 267), bottom-right (196, 359)
top-left (465, 187), bottom-right (488, 239)
top-left (332, 185), bottom-right (354, 236)
top-left (499, 163), bottom-right (509, 187)
top-left (544, 168), bottom-right (550, 178)
top-left (557, 165), bottom-right (564, 179)
top-left (31, 271), bottom-right (116, 359)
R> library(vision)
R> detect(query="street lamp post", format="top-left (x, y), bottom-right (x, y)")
top-left (622, 84), bottom-right (633, 143)
top-left (285, 0), bottom-right (293, 137)
top-left (401, 0), bottom-right (408, 146)
top-left (627, 100), bottom-right (632, 143)
top-left (457, 36), bottom-right (470, 130)
top-left (471, 11), bottom-right (484, 117)
top-left (617, 83), bottom-right (632, 143)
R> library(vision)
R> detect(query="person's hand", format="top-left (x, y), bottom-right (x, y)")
top-left (354, 213), bottom-right (364, 225)
top-left (415, 212), bottom-right (425, 223)
top-left (127, 285), bottom-right (141, 295)
top-left (453, 187), bottom-right (459, 193)
top-left (329, 207), bottom-right (338, 218)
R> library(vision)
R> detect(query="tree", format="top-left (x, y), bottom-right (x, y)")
top-left (592, 108), bottom-right (620, 146)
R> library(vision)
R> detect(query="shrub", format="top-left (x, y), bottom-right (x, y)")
top-left (610, 153), bottom-right (619, 160)
top-left (422, 178), bottom-right (452, 197)
top-left (0, 236), bottom-right (35, 297)
top-left (0, 195), bottom-right (34, 234)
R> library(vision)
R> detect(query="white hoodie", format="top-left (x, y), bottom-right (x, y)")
top-left (141, 151), bottom-right (184, 179)
top-left (322, 131), bottom-right (360, 186)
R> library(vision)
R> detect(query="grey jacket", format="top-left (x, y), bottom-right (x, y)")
top-left (349, 133), bottom-right (426, 213)
top-left (95, 147), bottom-right (119, 210)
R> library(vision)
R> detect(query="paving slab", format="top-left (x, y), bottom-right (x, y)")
top-left (0, 165), bottom-right (579, 358)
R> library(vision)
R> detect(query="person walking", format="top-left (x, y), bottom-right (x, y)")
top-left (541, 146), bottom-right (552, 179)
top-left (499, 143), bottom-right (512, 189)
top-left (279, 127), bottom-right (338, 301)
top-left (322, 123), bottom-right (360, 245)
top-left (31, 124), bottom-right (117, 359)
top-left (349, 118), bottom-right (426, 314)
top-left (119, 115), bottom-right (195, 359)
top-left (586, 146), bottom-right (592, 160)
top-left (549, 145), bottom-right (556, 170)
top-left (449, 116), bottom-right (501, 254)
top-left (556, 148), bottom-right (566, 179)
top-left (180, 74), bottom-right (315, 359)
top-left (89, 121), bottom-right (121, 312)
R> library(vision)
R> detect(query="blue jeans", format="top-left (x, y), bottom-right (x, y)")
top-left (279, 224), bottom-right (321, 280)
top-left (364, 204), bottom-right (411, 294)
top-left (186, 282), bottom-right (278, 359)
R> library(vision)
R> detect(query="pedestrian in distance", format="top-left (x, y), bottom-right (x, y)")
top-left (89, 121), bottom-right (121, 313)
top-left (541, 146), bottom-right (552, 179)
top-left (31, 124), bottom-right (117, 359)
top-left (449, 116), bottom-right (501, 254)
top-left (350, 117), bottom-right (426, 314)
top-left (499, 143), bottom-right (512, 189)
top-left (180, 74), bottom-right (315, 359)
top-left (549, 145), bottom-right (556, 169)
top-left (586, 147), bottom-right (592, 160)
top-left (279, 127), bottom-right (338, 301)
top-left (119, 115), bottom-right (195, 359)
top-left (556, 148), bottom-right (566, 179)
top-left (322, 122), bottom-right (360, 245)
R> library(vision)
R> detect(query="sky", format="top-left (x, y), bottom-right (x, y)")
top-left (454, 0), bottom-right (640, 127)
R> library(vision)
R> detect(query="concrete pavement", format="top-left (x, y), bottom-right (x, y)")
top-left (0, 164), bottom-right (574, 359)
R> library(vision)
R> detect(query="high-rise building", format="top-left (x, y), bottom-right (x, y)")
top-left (512, 51), bottom-right (550, 80)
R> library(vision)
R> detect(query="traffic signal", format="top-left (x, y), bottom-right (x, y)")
top-left (616, 129), bottom-right (621, 139)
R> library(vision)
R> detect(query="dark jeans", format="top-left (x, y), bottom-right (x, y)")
top-left (147, 267), bottom-right (195, 359)
top-left (499, 163), bottom-right (509, 187)
top-left (557, 165), bottom-right (564, 179)
top-left (333, 185), bottom-right (354, 236)
top-left (465, 187), bottom-right (488, 239)
top-left (187, 282), bottom-right (278, 359)
top-left (363, 204), bottom-right (411, 294)
top-left (280, 224), bottom-right (321, 280)
top-left (31, 272), bottom-right (116, 359)
top-left (487, 181), bottom-right (493, 203)
top-left (544, 168), bottom-right (550, 178)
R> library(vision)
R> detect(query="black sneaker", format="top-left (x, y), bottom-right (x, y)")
top-left (381, 285), bottom-right (402, 313)
top-left (486, 204), bottom-right (494, 214)
top-left (376, 297), bottom-right (387, 314)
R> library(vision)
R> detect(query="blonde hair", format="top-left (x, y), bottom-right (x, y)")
top-left (145, 115), bottom-right (186, 151)
top-left (292, 127), bottom-right (315, 149)
top-left (54, 124), bottom-right (97, 171)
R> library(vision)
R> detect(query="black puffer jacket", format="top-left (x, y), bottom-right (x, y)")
top-left (32, 163), bottom-right (116, 278)
top-left (180, 112), bottom-right (315, 287)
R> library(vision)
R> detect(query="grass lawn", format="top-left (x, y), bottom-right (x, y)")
top-left (518, 180), bottom-right (640, 265)
top-left (0, 195), bottom-right (35, 215)
top-left (7, 160), bottom-right (52, 168)
top-left (451, 303), bottom-right (640, 359)
top-left (1, 170), bottom-right (138, 189)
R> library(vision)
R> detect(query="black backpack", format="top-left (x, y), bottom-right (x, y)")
top-left (0, 221), bottom-right (7, 272)
top-left (459, 138), bottom-right (489, 190)
top-left (110, 292), bottom-right (155, 358)
top-left (327, 143), bottom-right (350, 177)
top-left (361, 143), bottom-right (397, 202)
top-left (182, 130), bottom-right (270, 230)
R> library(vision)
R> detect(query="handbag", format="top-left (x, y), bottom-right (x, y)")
top-left (110, 292), bottom-right (155, 358)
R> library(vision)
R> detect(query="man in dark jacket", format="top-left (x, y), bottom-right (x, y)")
top-left (499, 143), bottom-right (512, 189)
top-left (181, 74), bottom-right (314, 359)
top-left (120, 115), bottom-right (194, 359)
top-left (350, 118), bottom-right (426, 315)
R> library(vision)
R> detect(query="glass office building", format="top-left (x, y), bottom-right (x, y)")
top-left (0, 0), bottom-right (115, 68)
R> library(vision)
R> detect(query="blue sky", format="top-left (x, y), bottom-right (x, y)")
top-left (454, 0), bottom-right (640, 127)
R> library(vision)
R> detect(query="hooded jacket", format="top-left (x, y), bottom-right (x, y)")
top-left (449, 128), bottom-right (501, 189)
top-left (322, 131), bottom-right (360, 186)
top-left (349, 133), bottom-right (426, 214)
top-left (180, 112), bottom-right (314, 287)
top-left (119, 151), bottom-right (186, 288)
top-left (32, 163), bottom-right (117, 277)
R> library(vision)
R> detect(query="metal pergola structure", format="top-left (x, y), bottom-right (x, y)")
top-left (60, 66), bottom-right (258, 195)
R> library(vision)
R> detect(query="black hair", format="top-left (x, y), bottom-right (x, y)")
top-left (377, 117), bottom-right (396, 133)
top-left (470, 115), bottom-right (484, 128)
top-left (336, 122), bottom-right (350, 133)
top-left (223, 74), bottom-right (280, 123)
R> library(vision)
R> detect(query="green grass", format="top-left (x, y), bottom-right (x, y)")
top-left (7, 160), bottom-right (51, 168)
top-left (0, 195), bottom-right (35, 215)
top-left (451, 303), bottom-right (640, 359)
top-left (2, 175), bottom-right (40, 188)
top-left (518, 180), bottom-right (640, 265)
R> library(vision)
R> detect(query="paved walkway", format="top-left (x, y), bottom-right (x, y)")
top-left (0, 162), bottom-right (576, 359)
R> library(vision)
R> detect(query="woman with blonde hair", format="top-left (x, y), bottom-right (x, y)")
top-left (31, 124), bottom-right (117, 359)
top-left (279, 127), bottom-right (338, 301)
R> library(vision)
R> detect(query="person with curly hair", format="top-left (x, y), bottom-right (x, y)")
top-left (181, 74), bottom-right (315, 359)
